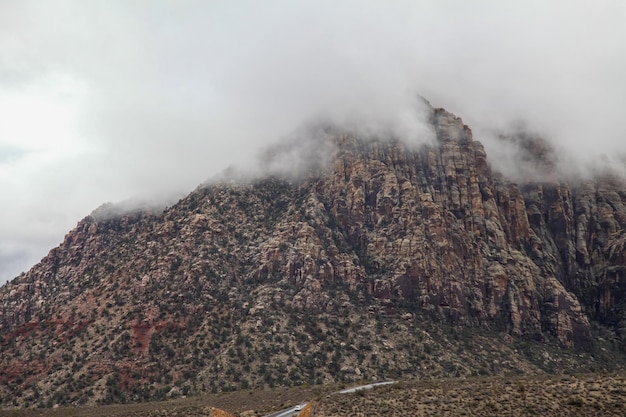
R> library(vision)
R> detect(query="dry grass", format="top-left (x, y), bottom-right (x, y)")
top-left (2, 373), bottom-right (625, 416)
top-left (0, 385), bottom-right (317, 417)
top-left (312, 373), bottom-right (626, 416)
top-left (210, 408), bottom-right (236, 417)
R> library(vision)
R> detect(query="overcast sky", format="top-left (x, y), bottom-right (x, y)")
top-left (1, 0), bottom-right (625, 284)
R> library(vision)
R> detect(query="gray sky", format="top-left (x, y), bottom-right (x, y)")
top-left (1, 0), bottom-right (625, 284)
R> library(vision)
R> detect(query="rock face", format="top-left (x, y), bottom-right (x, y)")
top-left (1, 105), bottom-right (626, 408)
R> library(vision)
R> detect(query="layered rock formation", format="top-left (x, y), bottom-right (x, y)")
top-left (1, 105), bottom-right (625, 407)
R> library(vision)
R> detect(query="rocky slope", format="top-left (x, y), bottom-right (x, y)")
top-left (1, 105), bottom-right (626, 408)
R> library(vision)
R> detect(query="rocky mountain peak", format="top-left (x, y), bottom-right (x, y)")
top-left (1, 105), bottom-right (626, 408)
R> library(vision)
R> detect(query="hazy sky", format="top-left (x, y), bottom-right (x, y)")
top-left (1, 0), bottom-right (625, 284)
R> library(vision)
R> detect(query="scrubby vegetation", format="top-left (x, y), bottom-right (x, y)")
top-left (314, 373), bottom-right (626, 416)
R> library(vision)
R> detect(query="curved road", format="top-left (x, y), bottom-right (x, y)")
top-left (263, 381), bottom-right (397, 416)
top-left (263, 403), bottom-right (307, 417)
top-left (337, 380), bottom-right (397, 394)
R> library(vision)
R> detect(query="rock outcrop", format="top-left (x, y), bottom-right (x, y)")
top-left (1, 104), bottom-right (625, 408)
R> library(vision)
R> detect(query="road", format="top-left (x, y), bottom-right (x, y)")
top-left (263, 403), bottom-right (307, 417)
top-left (262, 381), bottom-right (397, 416)
top-left (337, 380), bottom-right (397, 394)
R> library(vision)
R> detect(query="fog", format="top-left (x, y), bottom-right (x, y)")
top-left (1, 0), bottom-right (625, 283)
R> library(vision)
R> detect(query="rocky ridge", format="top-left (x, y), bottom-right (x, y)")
top-left (1, 105), bottom-right (626, 408)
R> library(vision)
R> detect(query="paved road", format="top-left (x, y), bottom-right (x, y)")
top-left (263, 403), bottom-right (307, 417)
top-left (337, 381), bottom-right (397, 394)
top-left (262, 381), bottom-right (397, 416)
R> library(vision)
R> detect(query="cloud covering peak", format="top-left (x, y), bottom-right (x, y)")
top-left (1, 0), bottom-right (625, 283)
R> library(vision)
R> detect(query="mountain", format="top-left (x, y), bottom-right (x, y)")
top-left (1, 105), bottom-right (626, 408)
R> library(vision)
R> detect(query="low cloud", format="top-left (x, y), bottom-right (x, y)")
top-left (1, 0), bottom-right (625, 283)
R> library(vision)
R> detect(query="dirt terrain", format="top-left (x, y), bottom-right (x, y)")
top-left (2, 373), bottom-right (625, 416)
top-left (0, 385), bottom-right (315, 417)
top-left (313, 373), bottom-right (626, 416)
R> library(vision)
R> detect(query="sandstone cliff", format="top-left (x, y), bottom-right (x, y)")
top-left (1, 105), bottom-right (625, 408)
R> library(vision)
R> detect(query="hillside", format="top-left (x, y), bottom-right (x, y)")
top-left (1, 104), bottom-right (626, 408)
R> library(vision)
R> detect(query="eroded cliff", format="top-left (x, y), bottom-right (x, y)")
top-left (1, 105), bottom-right (625, 407)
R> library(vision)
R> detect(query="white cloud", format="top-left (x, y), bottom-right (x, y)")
top-left (0, 0), bottom-right (625, 283)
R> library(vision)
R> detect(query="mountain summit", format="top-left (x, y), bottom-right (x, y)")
top-left (1, 105), bottom-right (625, 407)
